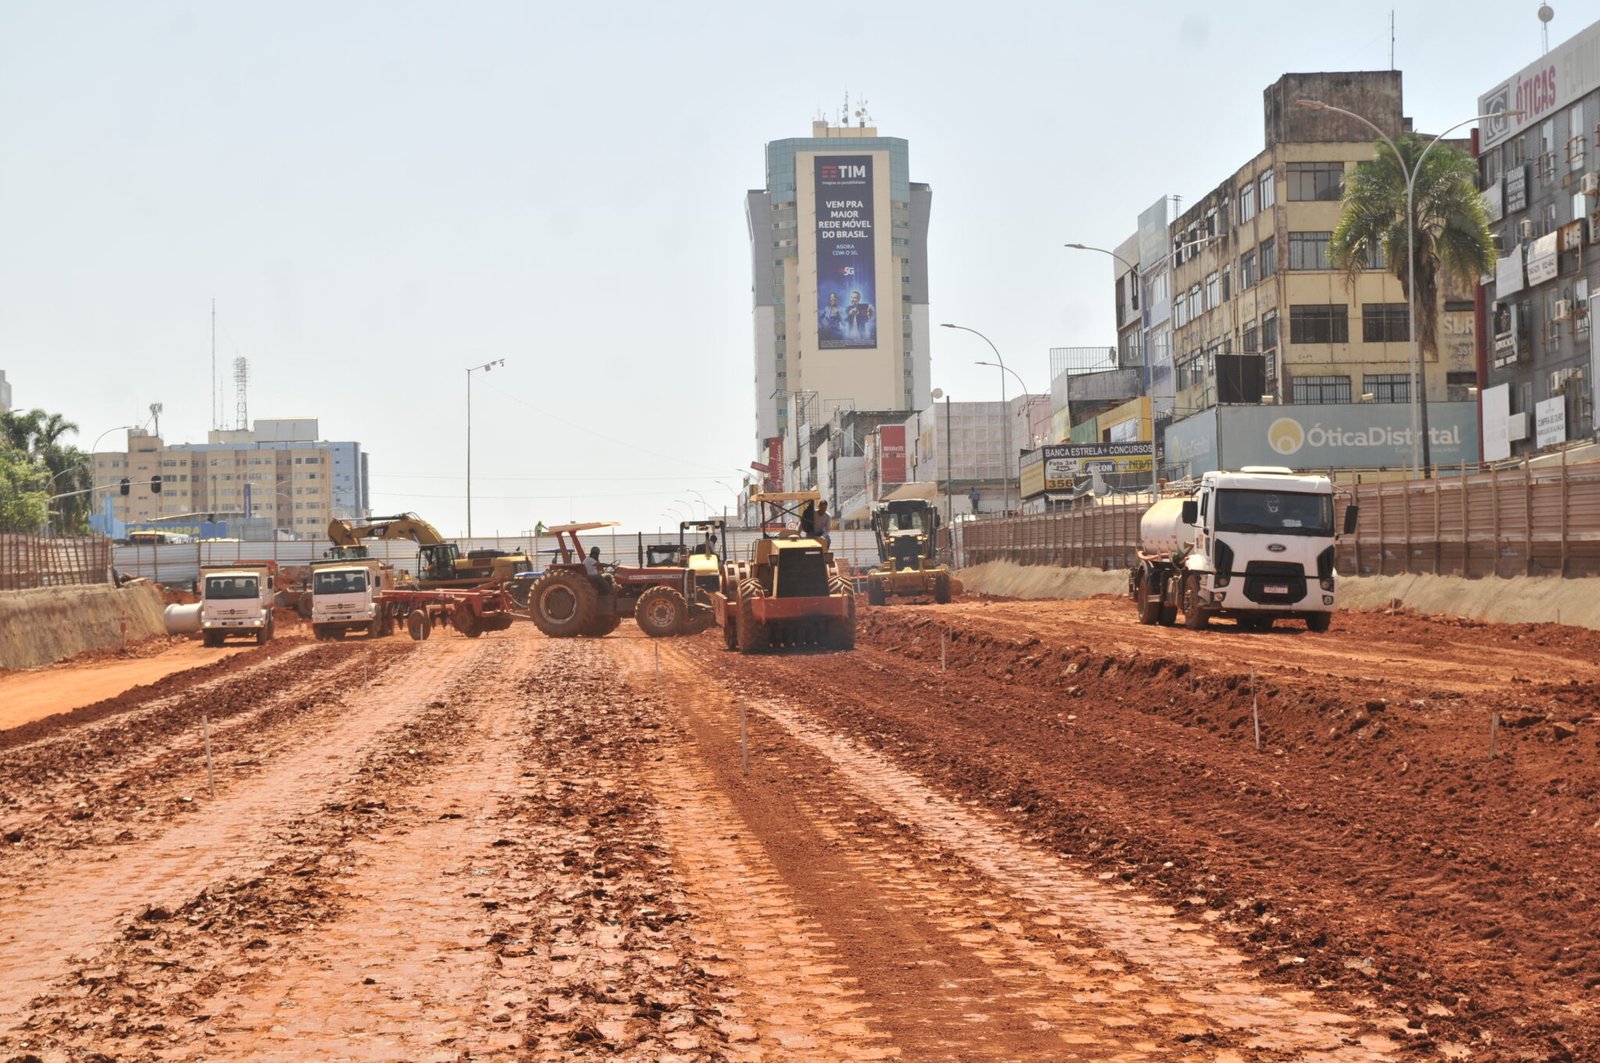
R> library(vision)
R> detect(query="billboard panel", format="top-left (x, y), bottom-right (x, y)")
top-left (1479, 19), bottom-right (1600, 151)
top-left (1019, 442), bottom-right (1153, 497)
top-left (877, 424), bottom-right (907, 484)
top-left (815, 155), bottom-right (877, 349)
top-left (1214, 404), bottom-right (1480, 469)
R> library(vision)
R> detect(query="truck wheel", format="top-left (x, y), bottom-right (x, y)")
top-left (407, 609), bottom-right (432, 641)
top-left (1182, 574), bottom-right (1208, 630)
top-left (737, 581), bottom-right (767, 653)
top-left (933, 571), bottom-right (951, 604)
top-left (202, 630), bottom-right (222, 648)
top-left (313, 624), bottom-right (328, 640)
top-left (256, 617), bottom-right (274, 645)
top-left (528, 570), bottom-right (598, 638)
top-left (636, 586), bottom-right (688, 637)
top-left (1306, 613), bottom-right (1332, 633)
top-left (1136, 577), bottom-right (1161, 625)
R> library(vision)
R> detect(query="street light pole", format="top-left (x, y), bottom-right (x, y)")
top-left (1296, 100), bottom-right (1520, 479)
top-left (465, 359), bottom-right (505, 540)
top-left (1066, 243), bottom-right (1160, 495)
top-left (941, 323), bottom-right (1014, 514)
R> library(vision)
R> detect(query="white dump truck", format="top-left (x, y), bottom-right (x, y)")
top-left (1129, 467), bottom-right (1357, 632)
top-left (309, 558), bottom-right (396, 640)
top-left (199, 562), bottom-right (278, 646)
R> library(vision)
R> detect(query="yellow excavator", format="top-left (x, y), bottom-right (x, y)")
top-left (326, 513), bottom-right (534, 590)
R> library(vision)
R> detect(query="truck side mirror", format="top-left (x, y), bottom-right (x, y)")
top-left (1343, 505), bottom-right (1359, 535)
top-left (1180, 500), bottom-right (1198, 525)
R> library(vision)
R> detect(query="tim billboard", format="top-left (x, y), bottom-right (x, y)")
top-left (815, 155), bottom-right (876, 349)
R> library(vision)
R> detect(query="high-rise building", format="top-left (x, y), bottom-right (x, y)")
top-left (0, 370), bottom-right (12, 412)
top-left (746, 118), bottom-right (932, 483)
top-left (1477, 16), bottom-right (1600, 461)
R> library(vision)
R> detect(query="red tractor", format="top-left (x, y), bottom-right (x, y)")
top-left (524, 522), bottom-right (715, 638)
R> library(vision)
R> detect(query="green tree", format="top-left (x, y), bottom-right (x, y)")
top-left (0, 443), bottom-right (48, 532)
top-left (1328, 133), bottom-right (1495, 368)
top-left (0, 407), bottom-right (91, 533)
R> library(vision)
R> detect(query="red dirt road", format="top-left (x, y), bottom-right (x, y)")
top-left (0, 597), bottom-right (1594, 1060)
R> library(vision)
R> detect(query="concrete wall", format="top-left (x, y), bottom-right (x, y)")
top-left (0, 582), bottom-right (166, 670)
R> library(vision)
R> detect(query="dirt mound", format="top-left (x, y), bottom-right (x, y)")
top-left (0, 583), bottom-right (167, 670)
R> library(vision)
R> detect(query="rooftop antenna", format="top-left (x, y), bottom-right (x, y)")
top-left (1539, 4), bottom-right (1554, 54)
top-left (233, 356), bottom-right (249, 431)
top-left (1390, 10), bottom-right (1395, 69)
top-left (149, 402), bottom-right (163, 438)
top-left (210, 298), bottom-right (217, 431)
top-left (854, 96), bottom-right (872, 128)
top-left (839, 90), bottom-right (849, 127)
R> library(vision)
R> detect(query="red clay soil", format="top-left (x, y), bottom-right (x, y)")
top-left (0, 600), bottom-right (1594, 1061)
top-left (708, 596), bottom-right (1600, 1061)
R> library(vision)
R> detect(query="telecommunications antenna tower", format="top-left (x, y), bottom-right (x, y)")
top-left (1539, 4), bottom-right (1554, 54)
top-left (854, 96), bottom-right (872, 127)
top-left (149, 402), bottom-right (163, 438)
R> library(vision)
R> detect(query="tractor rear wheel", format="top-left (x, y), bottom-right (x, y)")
top-left (636, 586), bottom-right (688, 637)
top-left (528, 571), bottom-right (598, 638)
top-left (582, 613), bottom-right (622, 637)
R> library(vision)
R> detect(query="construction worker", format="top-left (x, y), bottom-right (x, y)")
top-left (815, 500), bottom-right (832, 550)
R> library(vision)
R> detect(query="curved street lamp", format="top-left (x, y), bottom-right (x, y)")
top-left (1296, 99), bottom-right (1521, 478)
top-left (941, 323), bottom-right (1014, 514)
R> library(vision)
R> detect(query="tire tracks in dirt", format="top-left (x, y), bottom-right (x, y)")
top-left (0, 635), bottom-right (501, 1054)
top-left (635, 634), bottom-right (1399, 1060)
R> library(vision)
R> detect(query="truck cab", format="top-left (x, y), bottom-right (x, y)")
top-left (199, 563), bottom-right (277, 646)
top-left (310, 559), bottom-right (395, 639)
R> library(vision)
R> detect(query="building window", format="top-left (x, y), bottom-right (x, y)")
top-left (1204, 271), bottom-right (1219, 310)
top-left (1292, 375), bottom-right (1353, 403)
top-left (1289, 231), bottom-right (1333, 270)
top-left (1238, 181), bottom-right (1256, 223)
top-left (1261, 310), bottom-right (1279, 352)
top-left (1242, 320), bottom-right (1259, 353)
top-left (1188, 285), bottom-right (1201, 320)
top-left (1446, 371), bottom-right (1477, 402)
top-left (1363, 374), bottom-right (1410, 402)
top-left (1289, 304), bottom-right (1349, 344)
top-left (1260, 236), bottom-right (1277, 278)
top-left (1221, 266), bottom-right (1231, 301)
top-left (1286, 161), bottom-right (1343, 201)
top-left (1361, 303), bottom-right (1410, 342)
top-left (1240, 250), bottom-right (1257, 288)
top-left (1259, 169), bottom-right (1276, 209)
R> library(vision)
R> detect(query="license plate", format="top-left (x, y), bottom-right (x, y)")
top-left (1265, 583), bottom-right (1289, 594)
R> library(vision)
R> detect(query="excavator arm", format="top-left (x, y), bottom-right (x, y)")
top-left (326, 513), bottom-right (448, 548)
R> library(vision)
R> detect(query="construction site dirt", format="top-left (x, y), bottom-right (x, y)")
top-left (0, 596), bottom-right (1595, 1061)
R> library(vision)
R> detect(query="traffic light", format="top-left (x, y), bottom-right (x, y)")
top-left (119, 478), bottom-right (130, 496)
top-left (151, 475), bottom-right (162, 494)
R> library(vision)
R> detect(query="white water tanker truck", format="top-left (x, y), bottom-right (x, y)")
top-left (1129, 467), bottom-right (1357, 632)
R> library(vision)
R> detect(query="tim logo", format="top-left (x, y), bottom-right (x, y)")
top-left (821, 163), bottom-right (867, 180)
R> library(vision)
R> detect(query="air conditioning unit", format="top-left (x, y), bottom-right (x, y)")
top-left (1584, 172), bottom-right (1600, 197)
top-left (1519, 218), bottom-right (1537, 240)
top-left (1556, 299), bottom-right (1574, 320)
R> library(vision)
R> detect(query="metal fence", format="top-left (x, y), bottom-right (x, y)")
top-left (0, 534), bottom-right (113, 591)
top-left (953, 458), bottom-right (1600, 580)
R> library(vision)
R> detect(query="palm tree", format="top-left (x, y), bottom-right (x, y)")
top-left (1328, 133), bottom-right (1494, 369)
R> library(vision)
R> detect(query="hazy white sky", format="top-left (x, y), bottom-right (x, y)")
top-left (0, 0), bottom-right (1564, 534)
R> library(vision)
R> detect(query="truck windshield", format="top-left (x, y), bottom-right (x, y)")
top-left (205, 576), bottom-right (259, 599)
top-left (1214, 489), bottom-right (1333, 536)
top-left (314, 571), bottom-right (369, 594)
